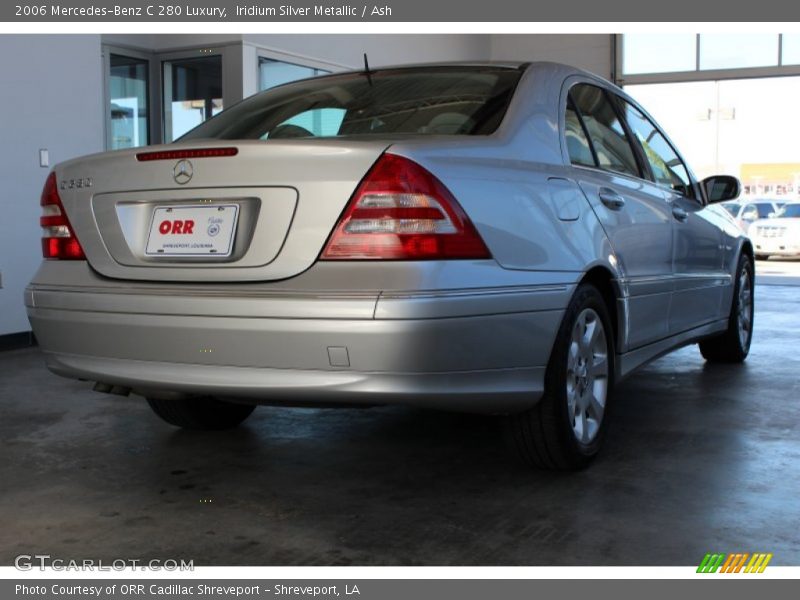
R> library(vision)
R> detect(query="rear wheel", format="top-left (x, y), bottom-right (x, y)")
top-left (506, 284), bottom-right (614, 470)
top-left (699, 253), bottom-right (754, 363)
top-left (146, 396), bottom-right (255, 430)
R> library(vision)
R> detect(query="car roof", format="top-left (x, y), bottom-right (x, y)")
top-left (327, 60), bottom-right (596, 80)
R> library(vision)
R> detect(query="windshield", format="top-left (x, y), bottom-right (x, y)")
top-left (776, 204), bottom-right (800, 218)
top-left (180, 66), bottom-right (522, 141)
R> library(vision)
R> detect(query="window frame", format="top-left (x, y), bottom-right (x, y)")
top-left (564, 82), bottom-right (647, 181)
top-left (613, 94), bottom-right (699, 201)
top-left (565, 94), bottom-right (599, 168)
top-left (561, 79), bottom-right (704, 203)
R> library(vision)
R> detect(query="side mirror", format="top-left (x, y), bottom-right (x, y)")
top-left (703, 175), bottom-right (741, 204)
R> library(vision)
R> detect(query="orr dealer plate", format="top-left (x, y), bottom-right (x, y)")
top-left (145, 204), bottom-right (239, 257)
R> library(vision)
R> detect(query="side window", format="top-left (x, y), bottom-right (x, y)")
top-left (565, 97), bottom-right (595, 167)
top-left (621, 101), bottom-right (695, 199)
top-left (740, 205), bottom-right (759, 221)
top-left (569, 84), bottom-right (640, 178)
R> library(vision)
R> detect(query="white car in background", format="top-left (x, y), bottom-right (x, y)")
top-left (721, 199), bottom-right (783, 233)
top-left (751, 202), bottom-right (800, 260)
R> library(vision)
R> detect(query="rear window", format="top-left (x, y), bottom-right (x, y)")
top-left (180, 67), bottom-right (522, 141)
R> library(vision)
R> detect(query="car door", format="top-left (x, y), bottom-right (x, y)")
top-left (566, 83), bottom-right (675, 349)
top-left (619, 99), bottom-right (727, 333)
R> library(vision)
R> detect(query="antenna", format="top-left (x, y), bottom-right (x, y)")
top-left (363, 53), bottom-right (373, 87)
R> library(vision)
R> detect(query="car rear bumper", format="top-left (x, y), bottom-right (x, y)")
top-left (753, 238), bottom-right (800, 256)
top-left (26, 263), bottom-right (572, 414)
top-left (41, 353), bottom-right (547, 413)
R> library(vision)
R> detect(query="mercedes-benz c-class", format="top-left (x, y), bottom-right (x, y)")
top-left (26, 62), bottom-right (754, 469)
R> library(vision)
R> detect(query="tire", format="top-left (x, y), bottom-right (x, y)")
top-left (146, 396), bottom-right (256, 430)
top-left (699, 253), bottom-right (754, 363)
top-left (755, 254), bottom-right (770, 261)
top-left (506, 283), bottom-right (615, 470)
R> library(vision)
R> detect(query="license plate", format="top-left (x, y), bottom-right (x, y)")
top-left (146, 204), bottom-right (239, 257)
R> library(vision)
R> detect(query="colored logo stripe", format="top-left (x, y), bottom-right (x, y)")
top-left (697, 552), bottom-right (772, 573)
top-left (745, 553), bottom-right (773, 573)
top-left (697, 553), bottom-right (725, 573)
top-left (720, 553), bottom-right (749, 573)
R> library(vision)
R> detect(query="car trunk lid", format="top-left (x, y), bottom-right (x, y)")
top-left (54, 140), bottom-right (390, 282)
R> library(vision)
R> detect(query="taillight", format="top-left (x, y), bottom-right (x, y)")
top-left (40, 172), bottom-right (85, 260)
top-left (321, 153), bottom-right (490, 260)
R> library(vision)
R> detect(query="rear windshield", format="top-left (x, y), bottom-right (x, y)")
top-left (180, 66), bottom-right (522, 141)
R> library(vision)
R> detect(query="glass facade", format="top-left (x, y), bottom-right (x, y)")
top-left (163, 55), bottom-right (223, 142)
top-left (622, 34), bottom-right (799, 76)
top-left (108, 54), bottom-right (149, 149)
top-left (259, 58), bottom-right (329, 91)
top-left (782, 34), bottom-right (800, 65)
top-left (699, 34), bottom-right (779, 70)
top-left (622, 34), bottom-right (696, 75)
top-left (626, 76), bottom-right (800, 199)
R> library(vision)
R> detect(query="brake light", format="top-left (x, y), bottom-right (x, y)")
top-left (321, 154), bottom-right (490, 260)
top-left (40, 172), bottom-right (85, 260)
top-left (136, 148), bottom-right (238, 161)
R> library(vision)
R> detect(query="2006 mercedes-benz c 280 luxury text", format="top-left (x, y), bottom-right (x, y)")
top-left (26, 62), bottom-right (754, 469)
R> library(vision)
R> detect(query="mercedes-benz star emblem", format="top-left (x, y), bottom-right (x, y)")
top-left (173, 159), bottom-right (193, 185)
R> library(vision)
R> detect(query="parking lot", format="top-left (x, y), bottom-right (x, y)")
top-left (1, 270), bottom-right (798, 566)
top-left (756, 257), bottom-right (800, 285)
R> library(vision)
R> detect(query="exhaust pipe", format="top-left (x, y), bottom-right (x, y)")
top-left (93, 382), bottom-right (131, 397)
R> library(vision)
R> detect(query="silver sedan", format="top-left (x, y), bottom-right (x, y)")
top-left (26, 62), bottom-right (753, 469)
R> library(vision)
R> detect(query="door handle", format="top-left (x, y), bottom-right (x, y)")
top-left (598, 188), bottom-right (626, 210)
top-left (672, 206), bottom-right (689, 222)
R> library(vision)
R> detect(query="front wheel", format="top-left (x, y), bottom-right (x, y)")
top-left (755, 253), bottom-right (770, 261)
top-left (147, 396), bottom-right (256, 430)
top-left (699, 253), bottom-right (754, 363)
top-left (506, 283), bottom-right (614, 470)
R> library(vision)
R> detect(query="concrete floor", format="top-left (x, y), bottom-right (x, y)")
top-left (1, 282), bottom-right (799, 566)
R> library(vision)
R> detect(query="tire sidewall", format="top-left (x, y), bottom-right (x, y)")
top-left (735, 254), bottom-right (755, 355)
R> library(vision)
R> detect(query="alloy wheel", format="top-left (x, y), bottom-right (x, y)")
top-left (566, 308), bottom-right (609, 444)
top-left (737, 267), bottom-right (753, 348)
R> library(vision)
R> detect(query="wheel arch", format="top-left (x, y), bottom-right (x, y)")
top-left (579, 266), bottom-right (623, 355)
top-left (741, 239), bottom-right (755, 263)
top-left (731, 239), bottom-right (755, 311)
